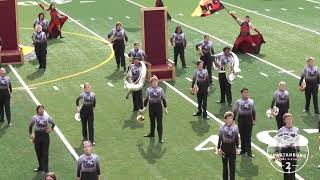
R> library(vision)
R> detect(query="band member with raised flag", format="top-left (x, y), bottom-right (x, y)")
top-left (127, 42), bottom-right (147, 63)
top-left (155, 0), bottom-right (171, 20)
top-left (271, 81), bottom-right (290, 129)
top-left (140, 76), bottom-right (168, 143)
top-left (44, 3), bottom-right (68, 39)
top-left (170, 26), bottom-right (188, 68)
top-left (127, 57), bottom-right (143, 111)
top-left (233, 88), bottom-right (256, 157)
top-left (29, 105), bottom-right (55, 173)
top-left (192, 60), bottom-right (210, 119)
top-left (32, 24), bottom-right (48, 70)
top-left (299, 57), bottom-right (320, 114)
top-left (230, 12), bottom-right (265, 54)
top-left (275, 113), bottom-right (299, 180)
top-left (33, 12), bottom-right (49, 36)
top-left (108, 22), bottom-right (128, 71)
top-left (0, 68), bottom-right (12, 126)
top-left (196, 35), bottom-right (215, 85)
top-left (214, 47), bottom-right (239, 106)
top-left (76, 83), bottom-right (97, 146)
top-left (218, 111), bottom-right (239, 180)
top-left (77, 141), bottom-right (100, 180)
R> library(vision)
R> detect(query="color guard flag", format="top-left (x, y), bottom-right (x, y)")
top-left (192, 0), bottom-right (225, 17)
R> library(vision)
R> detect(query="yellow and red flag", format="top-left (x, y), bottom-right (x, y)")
top-left (192, 0), bottom-right (225, 17)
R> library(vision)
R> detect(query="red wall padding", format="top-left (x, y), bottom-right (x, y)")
top-left (0, 0), bottom-right (18, 50)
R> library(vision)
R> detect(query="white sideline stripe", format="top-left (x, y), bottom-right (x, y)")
top-left (185, 77), bottom-right (192, 82)
top-left (162, 81), bottom-right (304, 180)
top-left (127, 1), bottom-right (303, 179)
top-left (260, 72), bottom-right (269, 77)
top-left (107, 82), bottom-right (114, 87)
top-left (9, 65), bottom-right (79, 160)
top-left (211, 76), bottom-right (218, 80)
top-left (281, 8), bottom-right (287, 11)
top-left (303, 129), bottom-right (319, 134)
top-left (178, 13), bottom-right (184, 16)
top-left (80, 0), bottom-right (96, 3)
top-left (278, 69), bottom-right (294, 73)
top-left (298, 7), bottom-right (304, 10)
top-left (108, 17), bottom-right (113, 20)
top-left (264, 9), bottom-right (271, 11)
top-left (306, 0), bottom-right (320, 5)
top-left (125, 16), bottom-right (131, 19)
top-left (53, 86), bottom-right (59, 91)
top-left (315, 6), bottom-right (320, 9)
top-left (221, 1), bottom-right (320, 35)
top-left (237, 75), bottom-right (243, 78)
top-left (90, 18), bottom-right (95, 21)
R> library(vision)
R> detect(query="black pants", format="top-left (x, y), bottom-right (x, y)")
top-left (0, 93), bottom-right (11, 123)
top-left (218, 73), bottom-right (232, 104)
top-left (149, 103), bottom-right (163, 139)
top-left (276, 109), bottom-right (288, 130)
top-left (132, 90), bottom-right (143, 111)
top-left (34, 131), bottom-right (50, 172)
top-left (238, 117), bottom-right (253, 153)
top-left (201, 54), bottom-right (213, 84)
top-left (80, 108), bottom-right (94, 142)
top-left (35, 43), bottom-right (47, 69)
top-left (80, 172), bottom-right (98, 180)
top-left (197, 90), bottom-right (208, 117)
top-left (113, 44), bottom-right (126, 70)
top-left (222, 152), bottom-right (236, 180)
top-left (281, 147), bottom-right (297, 180)
top-left (174, 45), bottom-right (186, 67)
top-left (305, 84), bottom-right (319, 113)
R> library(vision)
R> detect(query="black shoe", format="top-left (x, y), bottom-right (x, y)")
top-left (82, 138), bottom-right (88, 142)
top-left (159, 139), bottom-right (164, 143)
top-left (203, 115), bottom-right (209, 119)
top-left (216, 100), bottom-right (225, 104)
top-left (91, 141), bottom-right (96, 146)
top-left (193, 112), bottom-right (202, 116)
top-left (228, 103), bottom-right (232, 106)
top-left (36, 66), bottom-right (42, 69)
top-left (33, 168), bottom-right (42, 172)
top-left (315, 111), bottom-right (320, 114)
top-left (239, 151), bottom-right (246, 155)
top-left (0, 119), bottom-right (4, 122)
top-left (43, 68), bottom-right (46, 71)
top-left (303, 109), bottom-right (309, 113)
top-left (144, 133), bottom-right (154, 138)
top-left (59, 36), bottom-right (64, 39)
top-left (183, 66), bottom-right (189, 68)
top-left (247, 152), bottom-right (255, 158)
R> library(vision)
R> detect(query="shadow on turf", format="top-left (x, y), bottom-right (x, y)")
top-left (0, 122), bottom-right (9, 139)
top-left (32, 172), bottom-right (44, 180)
top-left (236, 155), bottom-right (259, 179)
top-left (190, 116), bottom-right (210, 137)
top-left (122, 112), bottom-right (144, 129)
top-left (105, 69), bottom-right (124, 83)
top-left (137, 138), bottom-right (166, 164)
top-left (27, 70), bottom-right (45, 80)
top-left (301, 113), bottom-right (320, 129)
top-left (125, 27), bottom-right (141, 32)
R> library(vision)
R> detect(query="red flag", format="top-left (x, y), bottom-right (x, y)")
top-left (200, 0), bottom-right (225, 17)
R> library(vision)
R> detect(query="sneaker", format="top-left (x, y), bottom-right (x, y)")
top-left (216, 100), bottom-right (225, 104)
top-left (303, 109), bottom-right (309, 113)
top-left (192, 112), bottom-right (202, 116)
top-left (8, 123), bottom-right (12, 126)
top-left (247, 152), bottom-right (255, 158)
top-left (33, 168), bottom-right (42, 172)
top-left (238, 151), bottom-right (246, 155)
top-left (144, 133), bottom-right (154, 138)
top-left (92, 141), bottom-right (96, 146)
top-left (203, 115), bottom-right (209, 119)
top-left (159, 139), bottom-right (164, 143)
top-left (183, 66), bottom-right (189, 68)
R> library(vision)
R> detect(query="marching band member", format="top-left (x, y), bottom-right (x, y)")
top-left (46, 3), bottom-right (68, 39)
top-left (270, 81), bottom-right (289, 129)
top-left (230, 12), bottom-right (264, 54)
top-left (192, 60), bottom-right (210, 119)
top-left (33, 12), bottom-right (49, 36)
top-left (0, 68), bottom-right (12, 126)
top-left (76, 83), bottom-right (97, 146)
top-left (218, 111), bottom-right (239, 180)
top-left (233, 88), bottom-right (256, 157)
top-left (32, 24), bottom-right (48, 70)
top-left (77, 141), bottom-right (100, 180)
top-left (140, 76), bottom-right (168, 143)
top-left (170, 26), bottom-right (188, 68)
top-left (275, 113), bottom-right (299, 180)
top-left (299, 57), bottom-right (320, 114)
top-left (196, 35), bottom-right (215, 85)
top-left (29, 105), bottom-right (55, 173)
top-left (127, 57), bottom-right (143, 111)
top-left (108, 22), bottom-right (128, 71)
top-left (214, 47), bottom-right (237, 106)
top-left (127, 42), bottom-right (147, 63)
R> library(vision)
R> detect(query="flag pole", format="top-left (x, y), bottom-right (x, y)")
top-left (222, 4), bottom-right (241, 26)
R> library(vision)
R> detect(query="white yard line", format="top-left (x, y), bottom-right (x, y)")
top-left (260, 72), bottom-right (269, 77)
top-left (211, 76), bottom-right (218, 80)
top-left (53, 86), bottom-right (59, 91)
top-left (264, 9), bottom-right (271, 12)
top-left (9, 65), bottom-right (79, 160)
top-left (90, 18), bottom-right (95, 21)
top-left (306, 0), bottom-right (320, 5)
top-left (280, 8), bottom-right (287, 11)
top-left (125, 16), bottom-right (131, 19)
top-left (237, 75), bottom-right (243, 78)
top-left (185, 77), bottom-right (192, 82)
top-left (220, 1), bottom-right (320, 35)
top-left (298, 7), bottom-right (305, 10)
top-left (80, 0), bottom-right (96, 3)
top-left (315, 6), bottom-right (320, 9)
